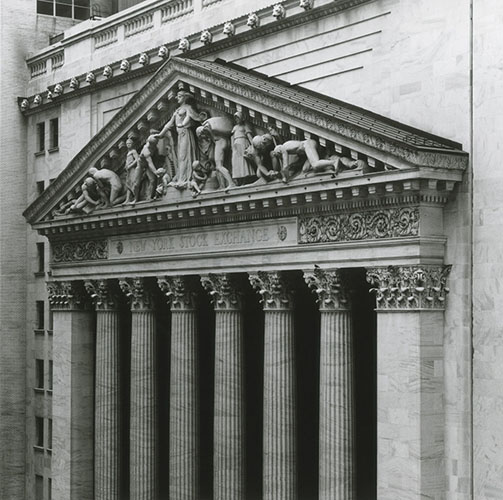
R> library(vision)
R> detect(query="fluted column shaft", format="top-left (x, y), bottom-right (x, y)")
top-left (158, 276), bottom-right (200, 500)
top-left (249, 271), bottom-right (297, 500)
top-left (304, 268), bottom-right (355, 500)
top-left (95, 309), bottom-right (122, 500)
top-left (319, 310), bottom-right (354, 499)
top-left (85, 280), bottom-right (123, 500)
top-left (119, 278), bottom-right (158, 500)
top-left (201, 274), bottom-right (245, 500)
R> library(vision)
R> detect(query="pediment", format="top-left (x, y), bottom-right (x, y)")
top-left (24, 57), bottom-right (467, 231)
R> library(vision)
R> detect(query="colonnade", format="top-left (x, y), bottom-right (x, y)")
top-left (47, 264), bottom-right (450, 500)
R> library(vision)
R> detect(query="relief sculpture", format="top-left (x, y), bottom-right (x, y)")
top-left (52, 89), bottom-right (371, 217)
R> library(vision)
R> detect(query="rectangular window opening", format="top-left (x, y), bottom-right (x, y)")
top-left (35, 417), bottom-right (44, 448)
top-left (48, 419), bottom-right (52, 450)
top-left (49, 118), bottom-right (59, 150)
top-left (36, 181), bottom-right (45, 196)
top-left (35, 475), bottom-right (44, 500)
top-left (36, 242), bottom-right (45, 274)
top-left (36, 301), bottom-right (45, 330)
top-left (36, 122), bottom-right (45, 153)
top-left (35, 359), bottom-right (44, 389)
top-left (48, 360), bottom-right (53, 391)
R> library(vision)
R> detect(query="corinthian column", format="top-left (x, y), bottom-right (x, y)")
top-left (304, 268), bottom-right (355, 500)
top-left (249, 271), bottom-right (297, 500)
top-left (366, 265), bottom-right (451, 500)
top-left (85, 280), bottom-right (122, 500)
top-left (201, 274), bottom-right (245, 500)
top-left (158, 276), bottom-right (199, 500)
top-left (47, 281), bottom-right (94, 500)
top-left (119, 278), bottom-right (158, 500)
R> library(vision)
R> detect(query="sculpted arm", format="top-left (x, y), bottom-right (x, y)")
top-left (157, 114), bottom-right (176, 138)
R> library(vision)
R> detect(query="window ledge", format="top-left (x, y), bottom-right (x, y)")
top-left (46, 390), bottom-right (53, 395)
top-left (47, 329), bottom-right (53, 336)
top-left (33, 446), bottom-right (44, 452)
top-left (48, 147), bottom-right (59, 154)
top-left (34, 388), bottom-right (45, 394)
top-left (34, 329), bottom-right (45, 335)
top-left (34, 271), bottom-right (45, 277)
top-left (34, 150), bottom-right (45, 157)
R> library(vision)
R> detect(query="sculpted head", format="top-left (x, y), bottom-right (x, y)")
top-left (147, 135), bottom-right (158, 147)
top-left (138, 52), bottom-right (150, 66)
top-left (233, 111), bottom-right (244, 124)
top-left (178, 38), bottom-right (190, 52)
top-left (33, 94), bottom-right (42, 106)
top-left (88, 167), bottom-right (98, 176)
top-left (247, 12), bottom-right (259, 28)
top-left (120, 59), bottom-right (130, 72)
top-left (223, 21), bottom-right (235, 36)
top-left (252, 134), bottom-right (273, 151)
top-left (175, 90), bottom-right (193, 104)
top-left (69, 77), bottom-right (80, 90)
top-left (272, 3), bottom-right (286, 19)
top-left (299, 0), bottom-right (313, 10)
top-left (200, 29), bottom-right (212, 45)
top-left (158, 45), bottom-right (169, 59)
top-left (85, 72), bottom-right (96, 84)
top-left (103, 65), bottom-right (113, 78)
top-left (126, 138), bottom-right (134, 149)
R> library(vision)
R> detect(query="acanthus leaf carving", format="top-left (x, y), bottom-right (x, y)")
top-left (200, 274), bottom-right (243, 310)
top-left (303, 266), bottom-right (350, 310)
top-left (52, 240), bottom-right (108, 262)
top-left (298, 207), bottom-right (419, 244)
top-left (366, 265), bottom-right (451, 310)
top-left (119, 277), bottom-right (156, 310)
top-left (248, 271), bottom-right (294, 310)
top-left (47, 281), bottom-right (89, 310)
top-left (84, 279), bottom-right (120, 310)
top-left (157, 275), bottom-right (198, 310)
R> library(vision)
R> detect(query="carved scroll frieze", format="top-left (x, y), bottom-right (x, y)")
top-left (366, 265), bottom-right (451, 310)
top-left (249, 271), bottom-right (294, 310)
top-left (200, 273), bottom-right (243, 310)
top-left (119, 277), bottom-right (156, 310)
top-left (47, 281), bottom-right (89, 310)
top-left (157, 275), bottom-right (198, 310)
top-left (84, 279), bottom-right (121, 310)
top-left (304, 267), bottom-right (350, 310)
top-left (52, 240), bottom-right (108, 263)
top-left (298, 207), bottom-right (419, 244)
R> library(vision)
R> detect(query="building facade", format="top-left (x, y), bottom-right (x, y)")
top-left (1, 0), bottom-right (502, 499)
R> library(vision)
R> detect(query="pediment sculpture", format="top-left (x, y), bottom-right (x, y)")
top-left (53, 90), bottom-right (370, 217)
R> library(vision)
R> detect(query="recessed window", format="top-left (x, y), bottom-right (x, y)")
top-left (35, 417), bottom-right (44, 447)
top-left (49, 118), bottom-right (59, 150)
top-left (36, 301), bottom-right (45, 330)
top-left (48, 360), bottom-right (53, 391)
top-left (47, 419), bottom-right (52, 450)
top-left (36, 122), bottom-right (45, 153)
top-left (36, 242), bottom-right (45, 274)
top-left (35, 359), bottom-right (44, 389)
top-left (48, 478), bottom-right (52, 500)
top-left (37, 0), bottom-right (90, 20)
top-left (35, 475), bottom-right (44, 500)
top-left (36, 181), bottom-right (45, 195)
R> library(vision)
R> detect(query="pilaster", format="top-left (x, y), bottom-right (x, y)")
top-left (47, 281), bottom-right (94, 500)
top-left (249, 271), bottom-right (297, 500)
top-left (366, 265), bottom-right (451, 500)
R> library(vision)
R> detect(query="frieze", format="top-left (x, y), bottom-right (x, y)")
top-left (52, 239), bottom-right (108, 262)
top-left (298, 207), bottom-right (419, 244)
top-left (366, 265), bottom-right (451, 310)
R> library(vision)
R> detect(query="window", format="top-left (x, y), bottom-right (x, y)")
top-left (36, 242), bottom-right (45, 274)
top-left (48, 478), bottom-right (52, 500)
top-left (36, 122), bottom-right (45, 153)
top-left (35, 359), bottom-right (44, 389)
top-left (48, 360), bottom-right (53, 391)
top-left (35, 475), bottom-right (44, 500)
top-left (36, 181), bottom-right (45, 195)
top-left (47, 419), bottom-right (52, 450)
top-left (36, 301), bottom-right (45, 330)
top-left (35, 417), bottom-right (44, 447)
top-left (37, 0), bottom-right (90, 20)
top-left (49, 118), bottom-right (59, 150)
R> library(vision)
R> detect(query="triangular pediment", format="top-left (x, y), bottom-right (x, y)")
top-left (24, 57), bottom-right (467, 228)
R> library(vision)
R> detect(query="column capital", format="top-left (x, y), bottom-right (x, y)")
top-left (118, 277), bottom-right (156, 311)
top-left (304, 267), bottom-right (350, 311)
top-left (200, 274), bottom-right (243, 310)
top-left (47, 280), bottom-right (90, 310)
top-left (84, 279), bottom-right (121, 311)
top-left (157, 276), bottom-right (198, 310)
top-left (366, 264), bottom-right (451, 311)
top-left (248, 271), bottom-right (294, 310)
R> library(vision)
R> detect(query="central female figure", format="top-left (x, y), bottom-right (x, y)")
top-left (156, 90), bottom-right (201, 188)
